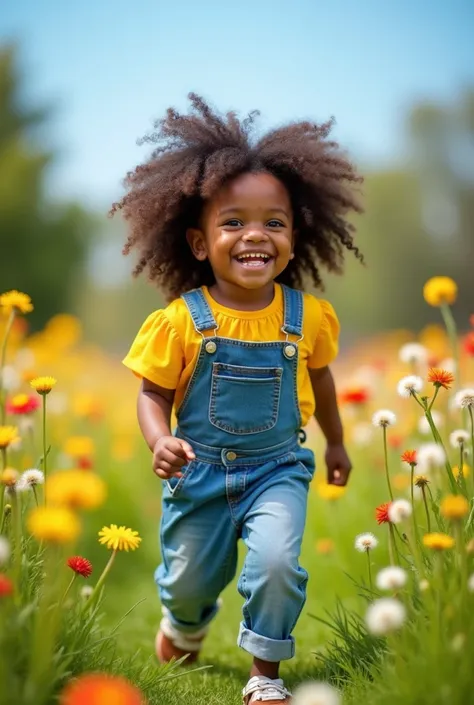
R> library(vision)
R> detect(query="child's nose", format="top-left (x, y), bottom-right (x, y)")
top-left (243, 228), bottom-right (268, 242)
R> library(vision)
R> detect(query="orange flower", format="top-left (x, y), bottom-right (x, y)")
top-left (427, 368), bottom-right (455, 390)
top-left (375, 502), bottom-right (391, 524)
top-left (464, 332), bottom-right (474, 357)
top-left (315, 538), bottom-right (334, 555)
top-left (339, 386), bottom-right (370, 405)
top-left (60, 673), bottom-right (145, 705)
top-left (388, 434), bottom-right (403, 450)
top-left (0, 574), bottom-right (14, 597)
top-left (401, 450), bottom-right (417, 466)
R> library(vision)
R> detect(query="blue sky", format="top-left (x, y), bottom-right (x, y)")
top-left (1, 0), bottom-right (473, 210)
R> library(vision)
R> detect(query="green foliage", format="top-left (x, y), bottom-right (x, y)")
top-left (0, 44), bottom-right (96, 330)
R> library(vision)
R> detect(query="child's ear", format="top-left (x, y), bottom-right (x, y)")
top-left (186, 228), bottom-right (208, 261)
top-left (290, 229), bottom-right (298, 259)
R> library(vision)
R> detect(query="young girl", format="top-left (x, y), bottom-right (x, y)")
top-left (115, 94), bottom-right (363, 704)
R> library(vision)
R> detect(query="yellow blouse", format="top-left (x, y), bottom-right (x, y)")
top-left (123, 284), bottom-right (339, 427)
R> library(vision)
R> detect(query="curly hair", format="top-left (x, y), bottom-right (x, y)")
top-left (111, 93), bottom-right (363, 299)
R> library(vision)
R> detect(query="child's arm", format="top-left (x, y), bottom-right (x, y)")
top-left (138, 378), bottom-right (195, 479)
top-left (309, 366), bottom-right (352, 486)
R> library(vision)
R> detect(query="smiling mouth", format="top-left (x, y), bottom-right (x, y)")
top-left (234, 252), bottom-right (273, 268)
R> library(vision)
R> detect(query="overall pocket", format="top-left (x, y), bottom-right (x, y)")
top-left (164, 461), bottom-right (194, 498)
top-left (209, 362), bottom-right (282, 434)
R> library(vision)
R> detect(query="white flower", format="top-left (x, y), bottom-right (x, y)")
top-left (351, 422), bottom-right (374, 448)
top-left (468, 574), bottom-right (474, 593)
top-left (417, 443), bottom-right (446, 471)
top-left (418, 411), bottom-right (444, 435)
top-left (397, 376), bottom-right (423, 399)
top-left (80, 585), bottom-right (94, 599)
top-left (293, 682), bottom-right (341, 705)
top-left (355, 532), bottom-right (378, 552)
top-left (455, 389), bottom-right (474, 410)
top-left (419, 579), bottom-right (430, 592)
top-left (376, 566), bottom-right (407, 591)
top-left (450, 429), bottom-right (470, 448)
top-left (388, 499), bottom-right (412, 523)
top-left (399, 343), bottom-right (428, 366)
top-left (0, 365), bottom-right (20, 392)
top-left (0, 536), bottom-right (11, 565)
top-left (16, 469), bottom-right (45, 492)
top-left (372, 410), bottom-right (397, 428)
top-left (365, 598), bottom-right (406, 636)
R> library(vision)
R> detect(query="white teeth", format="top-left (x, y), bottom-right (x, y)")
top-left (236, 253), bottom-right (270, 261)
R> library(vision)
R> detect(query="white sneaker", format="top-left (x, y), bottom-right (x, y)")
top-left (242, 676), bottom-right (292, 703)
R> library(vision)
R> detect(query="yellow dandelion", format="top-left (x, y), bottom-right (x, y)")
top-left (1, 468), bottom-right (19, 487)
top-left (30, 376), bottom-right (57, 395)
top-left (0, 290), bottom-right (33, 315)
top-left (315, 538), bottom-right (335, 555)
top-left (414, 475), bottom-right (430, 488)
top-left (63, 436), bottom-right (95, 458)
top-left (98, 524), bottom-right (142, 552)
top-left (0, 426), bottom-right (20, 450)
top-left (423, 277), bottom-right (457, 307)
top-left (47, 471), bottom-right (106, 510)
top-left (440, 494), bottom-right (469, 521)
top-left (423, 532), bottom-right (455, 550)
top-left (28, 506), bottom-right (80, 544)
top-left (316, 483), bottom-right (347, 501)
top-left (452, 465), bottom-right (470, 479)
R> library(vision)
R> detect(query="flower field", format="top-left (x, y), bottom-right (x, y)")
top-left (0, 279), bottom-right (473, 705)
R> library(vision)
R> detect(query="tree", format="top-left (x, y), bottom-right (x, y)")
top-left (0, 44), bottom-right (95, 330)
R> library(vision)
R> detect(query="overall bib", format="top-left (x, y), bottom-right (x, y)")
top-left (156, 285), bottom-right (315, 662)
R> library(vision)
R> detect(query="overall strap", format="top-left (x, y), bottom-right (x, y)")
top-left (181, 288), bottom-right (218, 334)
top-left (281, 285), bottom-right (304, 338)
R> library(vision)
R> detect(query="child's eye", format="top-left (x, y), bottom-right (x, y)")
top-left (223, 219), bottom-right (242, 228)
top-left (267, 219), bottom-right (285, 228)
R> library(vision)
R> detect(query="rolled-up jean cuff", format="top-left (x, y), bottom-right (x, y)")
top-left (162, 602), bottom-right (220, 634)
top-left (237, 623), bottom-right (295, 661)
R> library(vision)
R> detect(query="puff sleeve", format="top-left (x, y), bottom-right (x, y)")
top-left (122, 311), bottom-right (184, 390)
top-left (307, 300), bottom-right (340, 369)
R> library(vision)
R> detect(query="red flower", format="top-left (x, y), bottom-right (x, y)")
top-left (464, 332), bottom-right (474, 357)
top-left (6, 393), bottom-right (40, 415)
top-left (77, 457), bottom-right (93, 470)
top-left (401, 450), bottom-right (417, 466)
top-left (67, 556), bottom-right (93, 579)
top-left (376, 502), bottom-right (392, 524)
top-left (0, 574), bottom-right (14, 597)
top-left (339, 387), bottom-right (370, 405)
top-left (427, 368), bottom-right (455, 390)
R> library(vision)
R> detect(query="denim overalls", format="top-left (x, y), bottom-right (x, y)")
top-left (156, 285), bottom-right (315, 662)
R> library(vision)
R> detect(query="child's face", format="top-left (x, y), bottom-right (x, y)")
top-left (187, 172), bottom-right (295, 292)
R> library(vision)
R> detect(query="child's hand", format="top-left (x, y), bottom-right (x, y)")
top-left (325, 443), bottom-right (352, 486)
top-left (153, 436), bottom-right (195, 480)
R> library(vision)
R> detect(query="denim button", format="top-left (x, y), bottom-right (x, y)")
top-left (284, 344), bottom-right (296, 359)
top-left (205, 341), bottom-right (217, 354)
top-left (226, 451), bottom-right (237, 461)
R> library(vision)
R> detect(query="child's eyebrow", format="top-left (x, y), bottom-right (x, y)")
top-left (217, 206), bottom-right (290, 217)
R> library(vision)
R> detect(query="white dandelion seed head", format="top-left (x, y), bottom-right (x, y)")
top-left (450, 429), bottom-right (470, 448)
top-left (355, 532), bottom-right (378, 552)
top-left (419, 579), bottom-right (430, 592)
top-left (418, 411), bottom-right (444, 435)
top-left (455, 389), bottom-right (474, 410)
top-left (399, 343), bottom-right (428, 366)
top-left (0, 365), bottom-right (20, 392)
top-left (16, 469), bottom-right (45, 492)
top-left (375, 566), bottom-right (408, 591)
top-left (468, 574), bottom-right (474, 593)
top-left (388, 499), bottom-right (413, 524)
top-left (293, 682), bottom-right (342, 705)
top-left (397, 375), bottom-right (424, 399)
top-left (372, 410), bottom-right (397, 428)
top-left (365, 598), bottom-right (406, 636)
top-left (0, 536), bottom-right (11, 565)
top-left (80, 585), bottom-right (94, 599)
top-left (351, 422), bottom-right (374, 448)
top-left (417, 443), bottom-right (446, 471)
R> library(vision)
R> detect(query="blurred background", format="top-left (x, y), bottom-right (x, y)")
top-left (1, 0), bottom-right (473, 352)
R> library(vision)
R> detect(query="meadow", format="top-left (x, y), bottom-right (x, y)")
top-left (0, 276), bottom-right (473, 705)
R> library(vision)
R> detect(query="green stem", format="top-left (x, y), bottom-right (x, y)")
top-left (421, 486), bottom-right (431, 532)
top-left (32, 485), bottom-right (39, 507)
top-left (366, 548), bottom-right (372, 590)
top-left (387, 525), bottom-right (395, 565)
top-left (469, 408), bottom-right (474, 498)
top-left (383, 426), bottom-right (394, 501)
top-left (86, 550), bottom-right (117, 610)
top-left (440, 303), bottom-right (459, 388)
top-left (60, 573), bottom-right (76, 605)
top-left (41, 395), bottom-right (47, 502)
top-left (11, 491), bottom-right (22, 601)
top-left (425, 408), bottom-right (457, 492)
top-left (1, 447), bottom-right (6, 471)
top-left (389, 523), bottom-right (401, 565)
top-left (0, 311), bottom-right (15, 425)
top-left (428, 385), bottom-right (440, 412)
